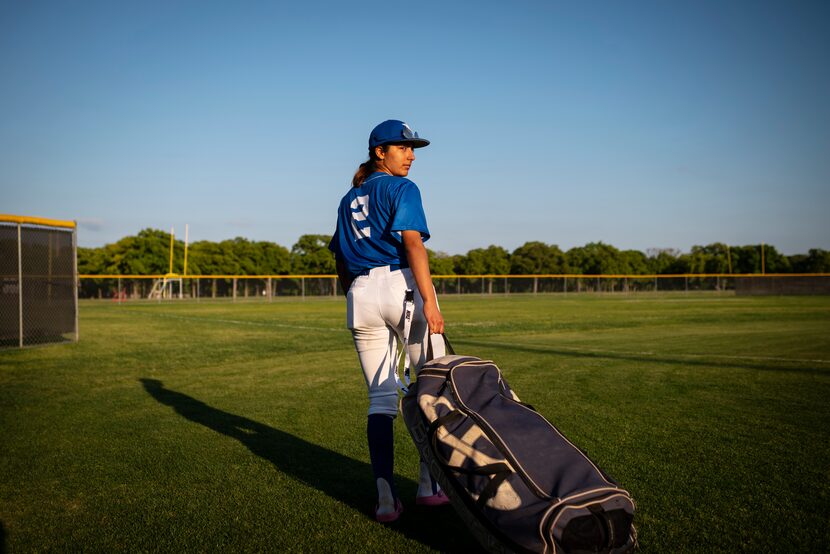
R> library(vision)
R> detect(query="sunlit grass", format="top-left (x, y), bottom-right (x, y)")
top-left (1, 293), bottom-right (828, 552)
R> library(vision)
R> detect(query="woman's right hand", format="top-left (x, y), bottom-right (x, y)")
top-left (402, 230), bottom-right (445, 335)
top-left (423, 300), bottom-right (444, 335)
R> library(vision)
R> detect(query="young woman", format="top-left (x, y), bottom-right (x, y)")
top-left (329, 119), bottom-right (448, 523)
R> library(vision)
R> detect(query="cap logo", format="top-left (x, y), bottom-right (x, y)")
top-left (369, 119), bottom-right (428, 148)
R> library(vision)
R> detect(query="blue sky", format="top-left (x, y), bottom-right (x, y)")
top-left (2, 0), bottom-right (828, 255)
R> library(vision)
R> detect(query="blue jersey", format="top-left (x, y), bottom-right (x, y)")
top-left (329, 172), bottom-right (430, 278)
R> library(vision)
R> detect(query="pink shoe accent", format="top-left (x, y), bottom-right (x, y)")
top-left (375, 499), bottom-right (404, 523)
top-left (416, 490), bottom-right (451, 507)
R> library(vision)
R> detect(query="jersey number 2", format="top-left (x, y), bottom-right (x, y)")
top-left (350, 195), bottom-right (370, 240)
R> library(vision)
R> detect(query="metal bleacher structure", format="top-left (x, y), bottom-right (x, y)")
top-left (0, 214), bottom-right (78, 348)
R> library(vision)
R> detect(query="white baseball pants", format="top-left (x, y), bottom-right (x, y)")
top-left (347, 266), bottom-right (434, 417)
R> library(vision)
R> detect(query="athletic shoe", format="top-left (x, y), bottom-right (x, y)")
top-left (375, 499), bottom-right (404, 523)
top-left (415, 490), bottom-right (451, 507)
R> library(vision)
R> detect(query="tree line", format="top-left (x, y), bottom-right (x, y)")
top-left (78, 228), bottom-right (830, 277)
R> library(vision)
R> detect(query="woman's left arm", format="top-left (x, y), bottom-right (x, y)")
top-left (335, 258), bottom-right (352, 297)
top-left (402, 230), bottom-right (444, 335)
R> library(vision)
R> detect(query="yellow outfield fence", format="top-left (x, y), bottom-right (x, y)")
top-left (0, 214), bottom-right (76, 229)
top-left (76, 273), bottom-right (830, 300)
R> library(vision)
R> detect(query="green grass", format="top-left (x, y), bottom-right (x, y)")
top-left (1, 293), bottom-right (829, 552)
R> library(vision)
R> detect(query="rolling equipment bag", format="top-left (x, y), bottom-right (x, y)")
top-left (401, 337), bottom-right (636, 554)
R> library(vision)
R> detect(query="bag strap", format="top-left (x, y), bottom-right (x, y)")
top-left (393, 290), bottom-right (416, 394)
top-left (394, 290), bottom-right (456, 393)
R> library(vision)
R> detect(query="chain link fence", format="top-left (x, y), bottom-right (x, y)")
top-left (76, 273), bottom-right (830, 302)
top-left (79, 276), bottom-right (342, 301)
top-left (1, 217), bottom-right (78, 348)
top-left (432, 275), bottom-right (738, 294)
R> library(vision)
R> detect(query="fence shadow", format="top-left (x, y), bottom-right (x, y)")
top-left (139, 378), bottom-right (481, 552)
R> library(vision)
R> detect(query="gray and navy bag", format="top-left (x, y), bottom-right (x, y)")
top-left (401, 336), bottom-right (636, 554)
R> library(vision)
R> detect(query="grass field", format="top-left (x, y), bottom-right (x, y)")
top-left (1, 293), bottom-right (829, 552)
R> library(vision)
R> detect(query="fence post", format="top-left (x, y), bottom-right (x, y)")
top-left (457, 276), bottom-right (460, 295)
top-left (267, 277), bottom-right (272, 302)
top-left (301, 277), bottom-right (305, 299)
top-left (233, 278), bottom-right (237, 302)
top-left (332, 277), bottom-right (337, 296)
top-left (504, 277), bottom-right (508, 295)
top-left (685, 276), bottom-right (688, 294)
top-left (118, 277), bottom-right (122, 304)
top-left (654, 277), bottom-right (658, 292)
top-left (18, 223), bottom-right (23, 348)
top-left (73, 224), bottom-right (79, 342)
top-left (47, 232), bottom-right (53, 303)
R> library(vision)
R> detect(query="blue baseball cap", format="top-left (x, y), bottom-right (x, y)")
top-left (369, 120), bottom-right (430, 149)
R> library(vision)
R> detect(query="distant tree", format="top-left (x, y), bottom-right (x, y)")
top-left (77, 246), bottom-right (105, 275)
top-left (101, 229), bottom-right (179, 275)
top-left (227, 238), bottom-right (258, 274)
top-left (74, 229), bottom-right (178, 276)
top-left (673, 254), bottom-right (692, 274)
top-left (730, 244), bottom-right (790, 273)
top-left (566, 242), bottom-right (625, 274)
top-left (618, 250), bottom-right (648, 274)
top-left (207, 239), bottom-right (243, 274)
top-left (258, 241), bottom-right (292, 274)
top-left (188, 240), bottom-right (233, 275)
top-left (510, 242), bottom-right (567, 274)
top-left (646, 248), bottom-right (688, 274)
top-left (75, 229), bottom-right (828, 280)
top-left (688, 243), bottom-right (730, 274)
top-left (810, 249), bottom-right (830, 272)
top-left (427, 249), bottom-right (456, 275)
top-left (789, 248), bottom-right (830, 273)
top-left (456, 245), bottom-right (510, 275)
top-left (291, 234), bottom-right (336, 274)
top-left (787, 253), bottom-right (808, 272)
top-left (730, 245), bottom-right (761, 274)
top-left (758, 244), bottom-right (790, 273)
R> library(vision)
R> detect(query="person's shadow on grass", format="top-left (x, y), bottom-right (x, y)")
top-left (139, 378), bottom-right (481, 553)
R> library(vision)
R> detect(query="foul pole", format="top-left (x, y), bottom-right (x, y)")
top-left (184, 224), bottom-right (189, 277)
top-left (168, 227), bottom-right (175, 275)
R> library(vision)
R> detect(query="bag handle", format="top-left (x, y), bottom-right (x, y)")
top-left (426, 332), bottom-right (455, 361)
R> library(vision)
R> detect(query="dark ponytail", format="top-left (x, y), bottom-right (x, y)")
top-left (352, 146), bottom-right (386, 187)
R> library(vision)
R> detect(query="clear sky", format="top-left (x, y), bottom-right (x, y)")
top-left (2, 0), bottom-right (828, 255)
